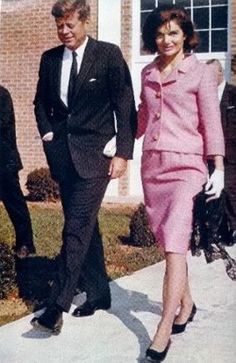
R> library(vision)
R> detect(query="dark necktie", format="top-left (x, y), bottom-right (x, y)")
top-left (67, 51), bottom-right (77, 109)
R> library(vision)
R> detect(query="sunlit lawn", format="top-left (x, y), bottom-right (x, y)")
top-left (0, 202), bottom-right (163, 325)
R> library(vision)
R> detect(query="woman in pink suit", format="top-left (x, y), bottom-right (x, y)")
top-left (137, 5), bottom-right (225, 362)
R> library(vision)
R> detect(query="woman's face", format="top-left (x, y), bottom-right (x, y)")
top-left (155, 20), bottom-right (186, 58)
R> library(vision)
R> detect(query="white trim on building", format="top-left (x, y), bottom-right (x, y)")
top-left (98, 0), bottom-right (121, 46)
top-left (98, 0), bottom-right (121, 197)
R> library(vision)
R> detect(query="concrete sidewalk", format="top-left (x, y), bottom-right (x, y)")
top-left (0, 247), bottom-right (236, 363)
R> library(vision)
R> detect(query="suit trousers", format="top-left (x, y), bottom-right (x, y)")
top-left (0, 172), bottom-right (34, 250)
top-left (50, 171), bottom-right (110, 312)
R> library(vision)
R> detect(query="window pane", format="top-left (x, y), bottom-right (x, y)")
top-left (196, 31), bottom-right (209, 52)
top-left (212, 6), bottom-right (228, 29)
top-left (141, 12), bottom-right (151, 30)
top-left (193, 8), bottom-right (209, 29)
top-left (141, 0), bottom-right (156, 11)
top-left (212, 0), bottom-right (227, 4)
top-left (158, 0), bottom-right (174, 6)
top-left (139, 0), bottom-right (228, 56)
top-left (175, 0), bottom-right (191, 6)
top-left (211, 30), bottom-right (227, 51)
top-left (193, 0), bottom-right (209, 6)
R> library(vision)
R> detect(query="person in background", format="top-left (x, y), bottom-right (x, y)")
top-left (0, 85), bottom-right (35, 259)
top-left (31, 0), bottom-right (136, 334)
top-left (137, 5), bottom-right (224, 361)
top-left (206, 58), bottom-right (236, 246)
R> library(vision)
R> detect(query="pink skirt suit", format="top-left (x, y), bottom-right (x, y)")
top-left (137, 55), bottom-right (225, 254)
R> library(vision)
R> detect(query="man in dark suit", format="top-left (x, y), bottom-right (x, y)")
top-left (207, 59), bottom-right (236, 246)
top-left (0, 85), bottom-right (35, 258)
top-left (31, 0), bottom-right (136, 334)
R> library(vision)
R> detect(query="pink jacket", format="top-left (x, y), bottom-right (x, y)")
top-left (137, 54), bottom-right (225, 157)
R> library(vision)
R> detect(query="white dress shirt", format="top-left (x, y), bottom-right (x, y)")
top-left (218, 80), bottom-right (226, 102)
top-left (60, 36), bottom-right (89, 106)
top-left (42, 37), bottom-right (89, 140)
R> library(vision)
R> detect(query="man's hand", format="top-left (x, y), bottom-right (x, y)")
top-left (42, 132), bottom-right (54, 141)
top-left (108, 157), bottom-right (127, 179)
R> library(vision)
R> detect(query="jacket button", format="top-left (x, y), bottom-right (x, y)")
top-left (156, 91), bottom-right (161, 98)
top-left (153, 134), bottom-right (159, 141)
top-left (156, 112), bottom-right (161, 119)
top-left (68, 114), bottom-right (71, 119)
top-left (68, 133), bottom-right (71, 138)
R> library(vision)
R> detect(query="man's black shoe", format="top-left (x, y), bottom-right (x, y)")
top-left (72, 295), bottom-right (111, 317)
top-left (30, 306), bottom-right (63, 335)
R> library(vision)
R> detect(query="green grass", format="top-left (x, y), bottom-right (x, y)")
top-left (99, 208), bottom-right (164, 278)
top-left (0, 202), bottom-right (164, 325)
top-left (0, 202), bottom-right (163, 276)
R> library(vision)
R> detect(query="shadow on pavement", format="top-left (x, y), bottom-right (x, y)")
top-left (16, 258), bottom-right (162, 362)
top-left (107, 281), bottom-right (162, 363)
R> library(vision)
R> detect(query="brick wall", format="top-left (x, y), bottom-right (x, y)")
top-left (231, 1), bottom-right (236, 83)
top-left (0, 0), bottom-right (98, 192)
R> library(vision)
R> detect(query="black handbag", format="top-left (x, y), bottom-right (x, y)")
top-left (190, 189), bottom-right (236, 281)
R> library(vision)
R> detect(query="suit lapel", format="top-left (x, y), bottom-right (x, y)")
top-left (72, 37), bottom-right (97, 101)
top-left (52, 46), bottom-right (68, 109)
top-left (220, 83), bottom-right (229, 129)
top-left (220, 84), bottom-right (228, 109)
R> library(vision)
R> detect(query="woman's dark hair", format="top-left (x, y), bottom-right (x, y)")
top-left (142, 5), bottom-right (199, 54)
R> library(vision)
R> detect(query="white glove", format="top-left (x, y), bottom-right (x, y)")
top-left (205, 169), bottom-right (224, 200)
top-left (103, 136), bottom-right (117, 157)
top-left (42, 132), bottom-right (54, 141)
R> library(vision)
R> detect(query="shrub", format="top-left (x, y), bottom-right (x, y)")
top-left (129, 203), bottom-right (156, 247)
top-left (25, 167), bottom-right (60, 202)
top-left (0, 242), bottom-right (16, 299)
top-left (15, 256), bottom-right (57, 302)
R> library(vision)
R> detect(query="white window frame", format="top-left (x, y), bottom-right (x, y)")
top-left (132, 0), bottom-right (231, 70)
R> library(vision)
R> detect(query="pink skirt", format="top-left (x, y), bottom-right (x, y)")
top-left (141, 151), bottom-right (208, 254)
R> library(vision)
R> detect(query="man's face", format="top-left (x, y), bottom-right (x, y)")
top-left (55, 11), bottom-right (89, 50)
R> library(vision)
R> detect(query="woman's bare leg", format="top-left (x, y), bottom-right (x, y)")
top-left (174, 271), bottom-right (194, 324)
top-left (151, 252), bottom-right (187, 351)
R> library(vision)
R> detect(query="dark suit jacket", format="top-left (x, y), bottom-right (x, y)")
top-left (0, 86), bottom-right (22, 175)
top-left (220, 83), bottom-right (236, 163)
top-left (34, 37), bottom-right (137, 181)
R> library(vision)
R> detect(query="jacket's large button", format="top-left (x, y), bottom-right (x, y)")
top-left (156, 112), bottom-right (161, 119)
top-left (153, 134), bottom-right (159, 141)
top-left (68, 133), bottom-right (71, 138)
top-left (156, 91), bottom-right (161, 98)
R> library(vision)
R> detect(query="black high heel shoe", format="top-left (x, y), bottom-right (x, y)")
top-left (172, 303), bottom-right (197, 334)
top-left (146, 340), bottom-right (171, 362)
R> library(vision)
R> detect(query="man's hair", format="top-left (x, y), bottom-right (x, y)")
top-left (142, 5), bottom-right (199, 54)
top-left (51, 0), bottom-right (90, 20)
top-left (206, 59), bottom-right (221, 67)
